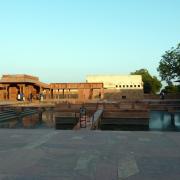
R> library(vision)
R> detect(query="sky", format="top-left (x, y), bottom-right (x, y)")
top-left (0, 0), bottom-right (180, 83)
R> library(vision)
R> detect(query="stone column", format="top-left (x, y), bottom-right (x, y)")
top-left (100, 88), bottom-right (104, 99)
top-left (48, 89), bottom-right (51, 99)
top-left (18, 84), bottom-right (23, 93)
top-left (63, 89), bottom-right (64, 99)
top-left (5, 85), bottom-right (9, 100)
top-left (50, 89), bottom-right (53, 99)
top-left (69, 89), bottom-right (71, 99)
top-left (22, 84), bottom-right (26, 100)
top-left (26, 85), bottom-right (30, 99)
top-left (40, 86), bottom-right (43, 94)
top-left (46, 89), bottom-right (49, 100)
top-left (57, 89), bottom-right (59, 99)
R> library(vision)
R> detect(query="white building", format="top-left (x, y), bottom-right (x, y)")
top-left (86, 75), bottom-right (143, 90)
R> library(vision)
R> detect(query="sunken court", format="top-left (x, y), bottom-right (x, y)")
top-left (1, 0), bottom-right (180, 179)
top-left (0, 74), bottom-right (180, 179)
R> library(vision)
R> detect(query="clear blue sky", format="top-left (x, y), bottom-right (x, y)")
top-left (0, 0), bottom-right (180, 83)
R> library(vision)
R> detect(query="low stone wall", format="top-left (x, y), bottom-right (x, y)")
top-left (144, 93), bottom-right (180, 99)
top-left (104, 89), bottom-right (144, 100)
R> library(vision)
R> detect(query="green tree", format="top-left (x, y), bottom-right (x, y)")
top-left (163, 85), bottom-right (180, 93)
top-left (157, 43), bottom-right (180, 83)
top-left (131, 69), bottom-right (162, 94)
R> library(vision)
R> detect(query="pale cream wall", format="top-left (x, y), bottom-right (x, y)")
top-left (86, 75), bottom-right (143, 89)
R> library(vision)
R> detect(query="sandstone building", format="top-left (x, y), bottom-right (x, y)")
top-left (86, 75), bottom-right (144, 99)
top-left (0, 74), bottom-right (103, 101)
top-left (0, 74), bottom-right (143, 101)
top-left (0, 75), bottom-right (49, 101)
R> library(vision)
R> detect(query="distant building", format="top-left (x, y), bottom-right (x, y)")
top-left (0, 74), bottom-right (144, 101)
top-left (0, 74), bottom-right (49, 101)
top-left (86, 75), bottom-right (143, 89)
top-left (49, 83), bottom-right (103, 100)
top-left (86, 75), bottom-right (144, 100)
top-left (0, 74), bottom-right (104, 101)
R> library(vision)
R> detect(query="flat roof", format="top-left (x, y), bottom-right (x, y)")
top-left (50, 83), bottom-right (103, 89)
top-left (0, 74), bottom-right (49, 88)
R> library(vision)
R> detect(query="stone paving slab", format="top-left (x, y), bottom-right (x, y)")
top-left (0, 129), bottom-right (180, 179)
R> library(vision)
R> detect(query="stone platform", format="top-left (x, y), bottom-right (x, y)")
top-left (0, 129), bottom-right (180, 180)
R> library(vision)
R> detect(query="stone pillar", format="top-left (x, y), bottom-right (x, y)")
top-left (51, 89), bottom-right (53, 99)
top-left (22, 84), bottom-right (26, 99)
top-left (17, 84), bottom-right (25, 101)
top-left (40, 86), bottom-right (43, 94)
top-left (63, 89), bottom-right (64, 99)
top-left (69, 89), bottom-right (71, 99)
top-left (56, 89), bottom-right (58, 99)
top-left (57, 89), bottom-right (59, 99)
top-left (18, 84), bottom-right (23, 93)
top-left (48, 89), bottom-right (50, 99)
top-left (23, 85), bottom-right (25, 94)
top-left (5, 85), bottom-right (9, 100)
top-left (100, 88), bottom-right (104, 99)
top-left (46, 89), bottom-right (49, 100)
top-left (26, 85), bottom-right (30, 99)
top-left (55, 89), bottom-right (57, 99)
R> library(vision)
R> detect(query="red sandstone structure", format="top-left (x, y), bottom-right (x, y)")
top-left (0, 75), bottom-right (49, 100)
top-left (50, 83), bottom-right (104, 100)
top-left (0, 74), bottom-right (104, 101)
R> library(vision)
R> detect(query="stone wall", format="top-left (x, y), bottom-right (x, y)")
top-left (144, 93), bottom-right (180, 100)
top-left (104, 89), bottom-right (144, 100)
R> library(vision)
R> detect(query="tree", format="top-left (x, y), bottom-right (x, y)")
top-left (163, 85), bottom-right (180, 93)
top-left (131, 69), bottom-right (162, 94)
top-left (157, 43), bottom-right (180, 83)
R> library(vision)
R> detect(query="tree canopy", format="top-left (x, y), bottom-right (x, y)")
top-left (157, 43), bottom-right (180, 83)
top-left (131, 69), bottom-right (162, 94)
top-left (163, 85), bottom-right (180, 93)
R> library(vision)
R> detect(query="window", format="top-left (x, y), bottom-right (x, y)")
top-left (122, 96), bottom-right (126, 99)
top-left (119, 85), bottom-right (121, 88)
top-left (138, 85), bottom-right (141, 87)
top-left (126, 85), bottom-right (129, 88)
top-left (130, 85), bottom-right (133, 87)
top-left (134, 85), bottom-right (136, 87)
top-left (116, 85), bottom-right (118, 88)
top-left (123, 85), bottom-right (125, 88)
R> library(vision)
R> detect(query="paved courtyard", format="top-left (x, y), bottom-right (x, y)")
top-left (0, 129), bottom-right (180, 180)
